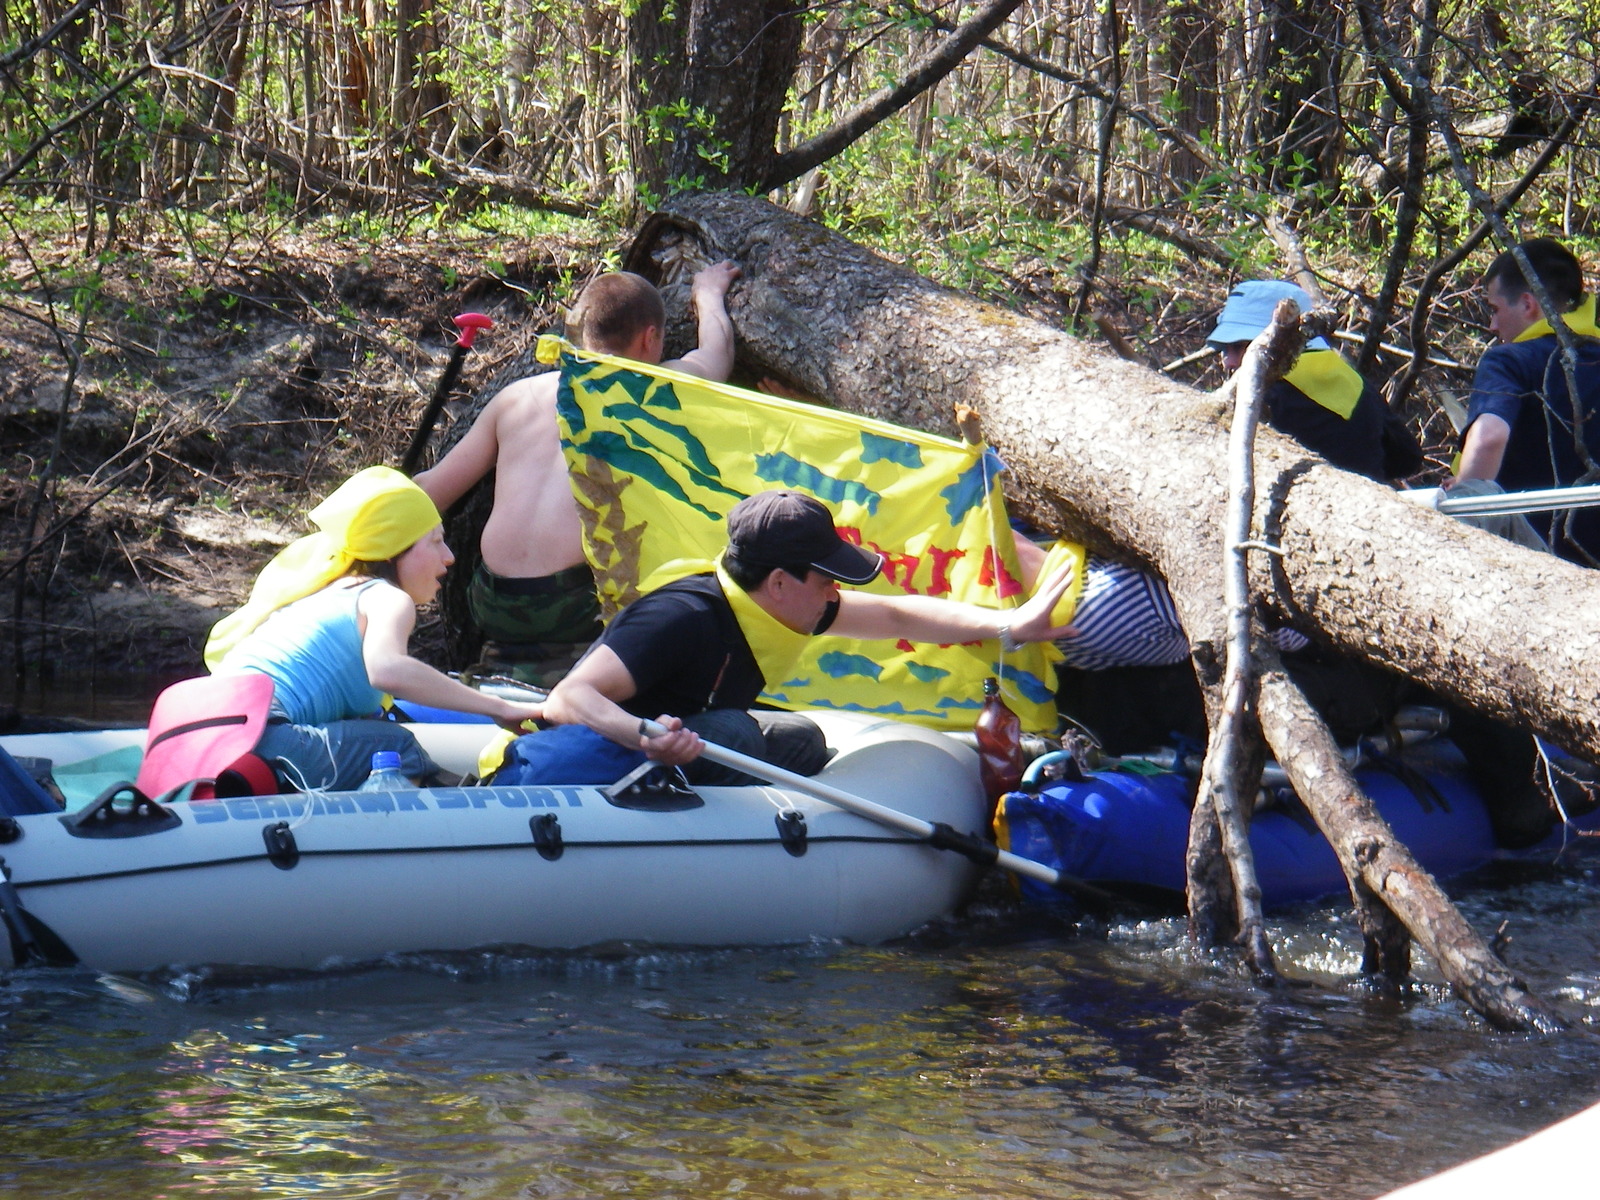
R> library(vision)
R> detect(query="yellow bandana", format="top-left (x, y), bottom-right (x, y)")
top-left (714, 558), bottom-right (814, 692)
top-left (205, 466), bottom-right (441, 669)
top-left (1283, 349), bottom-right (1364, 420)
top-left (1514, 294), bottom-right (1600, 342)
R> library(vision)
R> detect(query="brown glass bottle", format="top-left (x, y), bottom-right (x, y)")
top-left (974, 676), bottom-right (1024, 809)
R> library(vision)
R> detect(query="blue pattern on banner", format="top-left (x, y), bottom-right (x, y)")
top-left (804, 697), bottom-right (947, 718)
top-left (602, 402), bottom-right (721, 478)
top-left (816, 651), bottom-right (883, 681)
top-left (860, 431), bottom-right (923, 469)
top-left (939, 449), bottom-right (1005, 523)
top-left (905, 662), bottom-right (951, 683)
top-left (556, 379), bottom-right (586, 437)
top-left (754, 453), bottom-right (881, 514)
top-left (639, 379), bottom-right (682, 410)
top-left (995, 662), bottom-right (1055, 704)
top-left (599, 366), bottom-right (656, 405)
top-left (576, 431), bottom-right (733, 517)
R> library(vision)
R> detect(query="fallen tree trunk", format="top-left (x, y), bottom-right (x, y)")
top-left (627, 191), bottom-right (1600, 764)
top-left (620, 191), bottom-right (1593, 1029)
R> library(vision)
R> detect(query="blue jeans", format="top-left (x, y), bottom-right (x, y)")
top-left (680, 709), bottom-right (832, 786)
top-left (255, 718), bottom-right (439, 792)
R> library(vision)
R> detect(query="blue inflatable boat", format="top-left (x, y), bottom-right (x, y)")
top-left (996, 747), bottom-right (1594, 909)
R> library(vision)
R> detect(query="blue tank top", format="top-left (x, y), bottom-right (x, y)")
top-left (218, 580), bottom-right (385, 724)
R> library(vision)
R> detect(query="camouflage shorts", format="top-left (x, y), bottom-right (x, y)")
top-left (468, 561), bottom-right (603, 690)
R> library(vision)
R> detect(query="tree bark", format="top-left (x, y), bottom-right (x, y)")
top-left (624, 0), bottom-right (803, 199)
top-left (625, 191), bottom-right (1600, 769)
top-left (1257, 652), bottom-right (1564, 1031)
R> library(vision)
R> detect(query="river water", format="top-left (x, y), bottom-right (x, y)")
top-left (4, 681), bottom-right (1600, 1198)
top-left (3, 870), bottom-right (1599, 1199)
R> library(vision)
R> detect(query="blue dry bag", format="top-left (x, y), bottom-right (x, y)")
top-left (0, 744), bottom-right (63, 816)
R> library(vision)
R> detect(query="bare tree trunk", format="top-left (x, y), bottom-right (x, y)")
top-left (1164, 3), bottom-right (1217, 185)
top-left (1257, 652), bottom-right (1563, 1031)
top-left (624, 0), bottom-right (803, 201)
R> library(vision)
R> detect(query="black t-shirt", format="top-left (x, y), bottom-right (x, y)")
top-left (595, 574), bottom-right (764, 718)
top-left (1265, 377), bottom-right (1390, 481)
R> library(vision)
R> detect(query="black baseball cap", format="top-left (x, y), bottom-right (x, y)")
top-left (725, 491), bottom-right (883, 585)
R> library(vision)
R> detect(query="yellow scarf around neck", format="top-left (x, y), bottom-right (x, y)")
top-left (1514, 294), bottom-right (1600, 343)
top-left (715, 558), bottom-right (814, 692)
top-left (1283, 349), bottom-right (1364, 420)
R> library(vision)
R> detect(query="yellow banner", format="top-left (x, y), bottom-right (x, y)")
top-left (542, 336), bottom-right (1068, 733)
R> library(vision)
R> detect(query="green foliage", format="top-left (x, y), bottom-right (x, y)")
top-left (0, 0), bottom-right (1597, 412)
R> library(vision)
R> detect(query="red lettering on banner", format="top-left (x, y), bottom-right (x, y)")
top-left (978, 547), bottom-right (1024, 598)
top-left (897, 637), bottom-right (976, 651)
top-left (837, 526), bottom-right (970, 598)
top-left (924, 545), bottom-right (965, 596)
top-left (877, 549), bottom-right (922, 593)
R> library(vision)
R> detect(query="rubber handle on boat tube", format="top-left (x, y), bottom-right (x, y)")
top-left (636, 718), bottom-right (1104, 899)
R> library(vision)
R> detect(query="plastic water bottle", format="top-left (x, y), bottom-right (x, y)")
top-left (357, 750), bottom-right (410, 792)
top-left (974, 677), bottom-right (1024, 812)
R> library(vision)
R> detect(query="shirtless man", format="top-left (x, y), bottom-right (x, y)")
top-left (416, 262), bottom-right (741, 683)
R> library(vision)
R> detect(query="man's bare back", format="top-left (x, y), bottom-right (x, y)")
top-left (415, 261), bottom-right (741, 584)
top-left (417, 371), bottom-right (582, 577)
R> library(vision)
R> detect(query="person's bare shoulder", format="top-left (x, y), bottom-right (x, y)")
top-left (416, 370), bottom-right (559, 509)
top-left (488, 369), bottom-right (560, 419)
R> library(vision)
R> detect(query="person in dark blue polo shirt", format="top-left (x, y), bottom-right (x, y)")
top-left (1454, 237), bottom-right (1600, 565)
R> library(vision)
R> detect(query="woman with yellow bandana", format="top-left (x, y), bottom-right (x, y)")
top-left (205, 466), bottom-right (545, 790)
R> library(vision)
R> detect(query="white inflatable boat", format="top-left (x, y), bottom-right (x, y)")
top-left (0, 714), bottom-right (987, 974)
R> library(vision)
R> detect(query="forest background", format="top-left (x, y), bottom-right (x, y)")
top-left (0, 0), bottom-right (1595, 713)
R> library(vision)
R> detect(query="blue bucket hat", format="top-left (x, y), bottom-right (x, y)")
top-left (1207, 281), bottom-right (1330, 351)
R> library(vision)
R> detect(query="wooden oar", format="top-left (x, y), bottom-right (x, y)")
top-left (1402, 483), bottom-right (1600, 518)
top-left (637, 718), bottom-right (1119, 905)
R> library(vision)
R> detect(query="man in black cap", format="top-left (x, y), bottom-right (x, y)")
top-left (542, 490), bottom-right (1074, 784)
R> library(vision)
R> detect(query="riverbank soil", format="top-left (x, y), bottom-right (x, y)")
top-left (0, 226), bottom-right (608, 722)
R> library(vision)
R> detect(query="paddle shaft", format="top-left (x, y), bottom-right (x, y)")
top-left (400, 312), bottom-right (494, 476)
top-left (1429, 483), bottom-right (1600, 518)
top-left (637, 718), bottom-right (1071, 891)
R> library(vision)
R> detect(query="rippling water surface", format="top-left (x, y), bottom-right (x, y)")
top-left (5, 861), bottom-right (1600, 1200)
